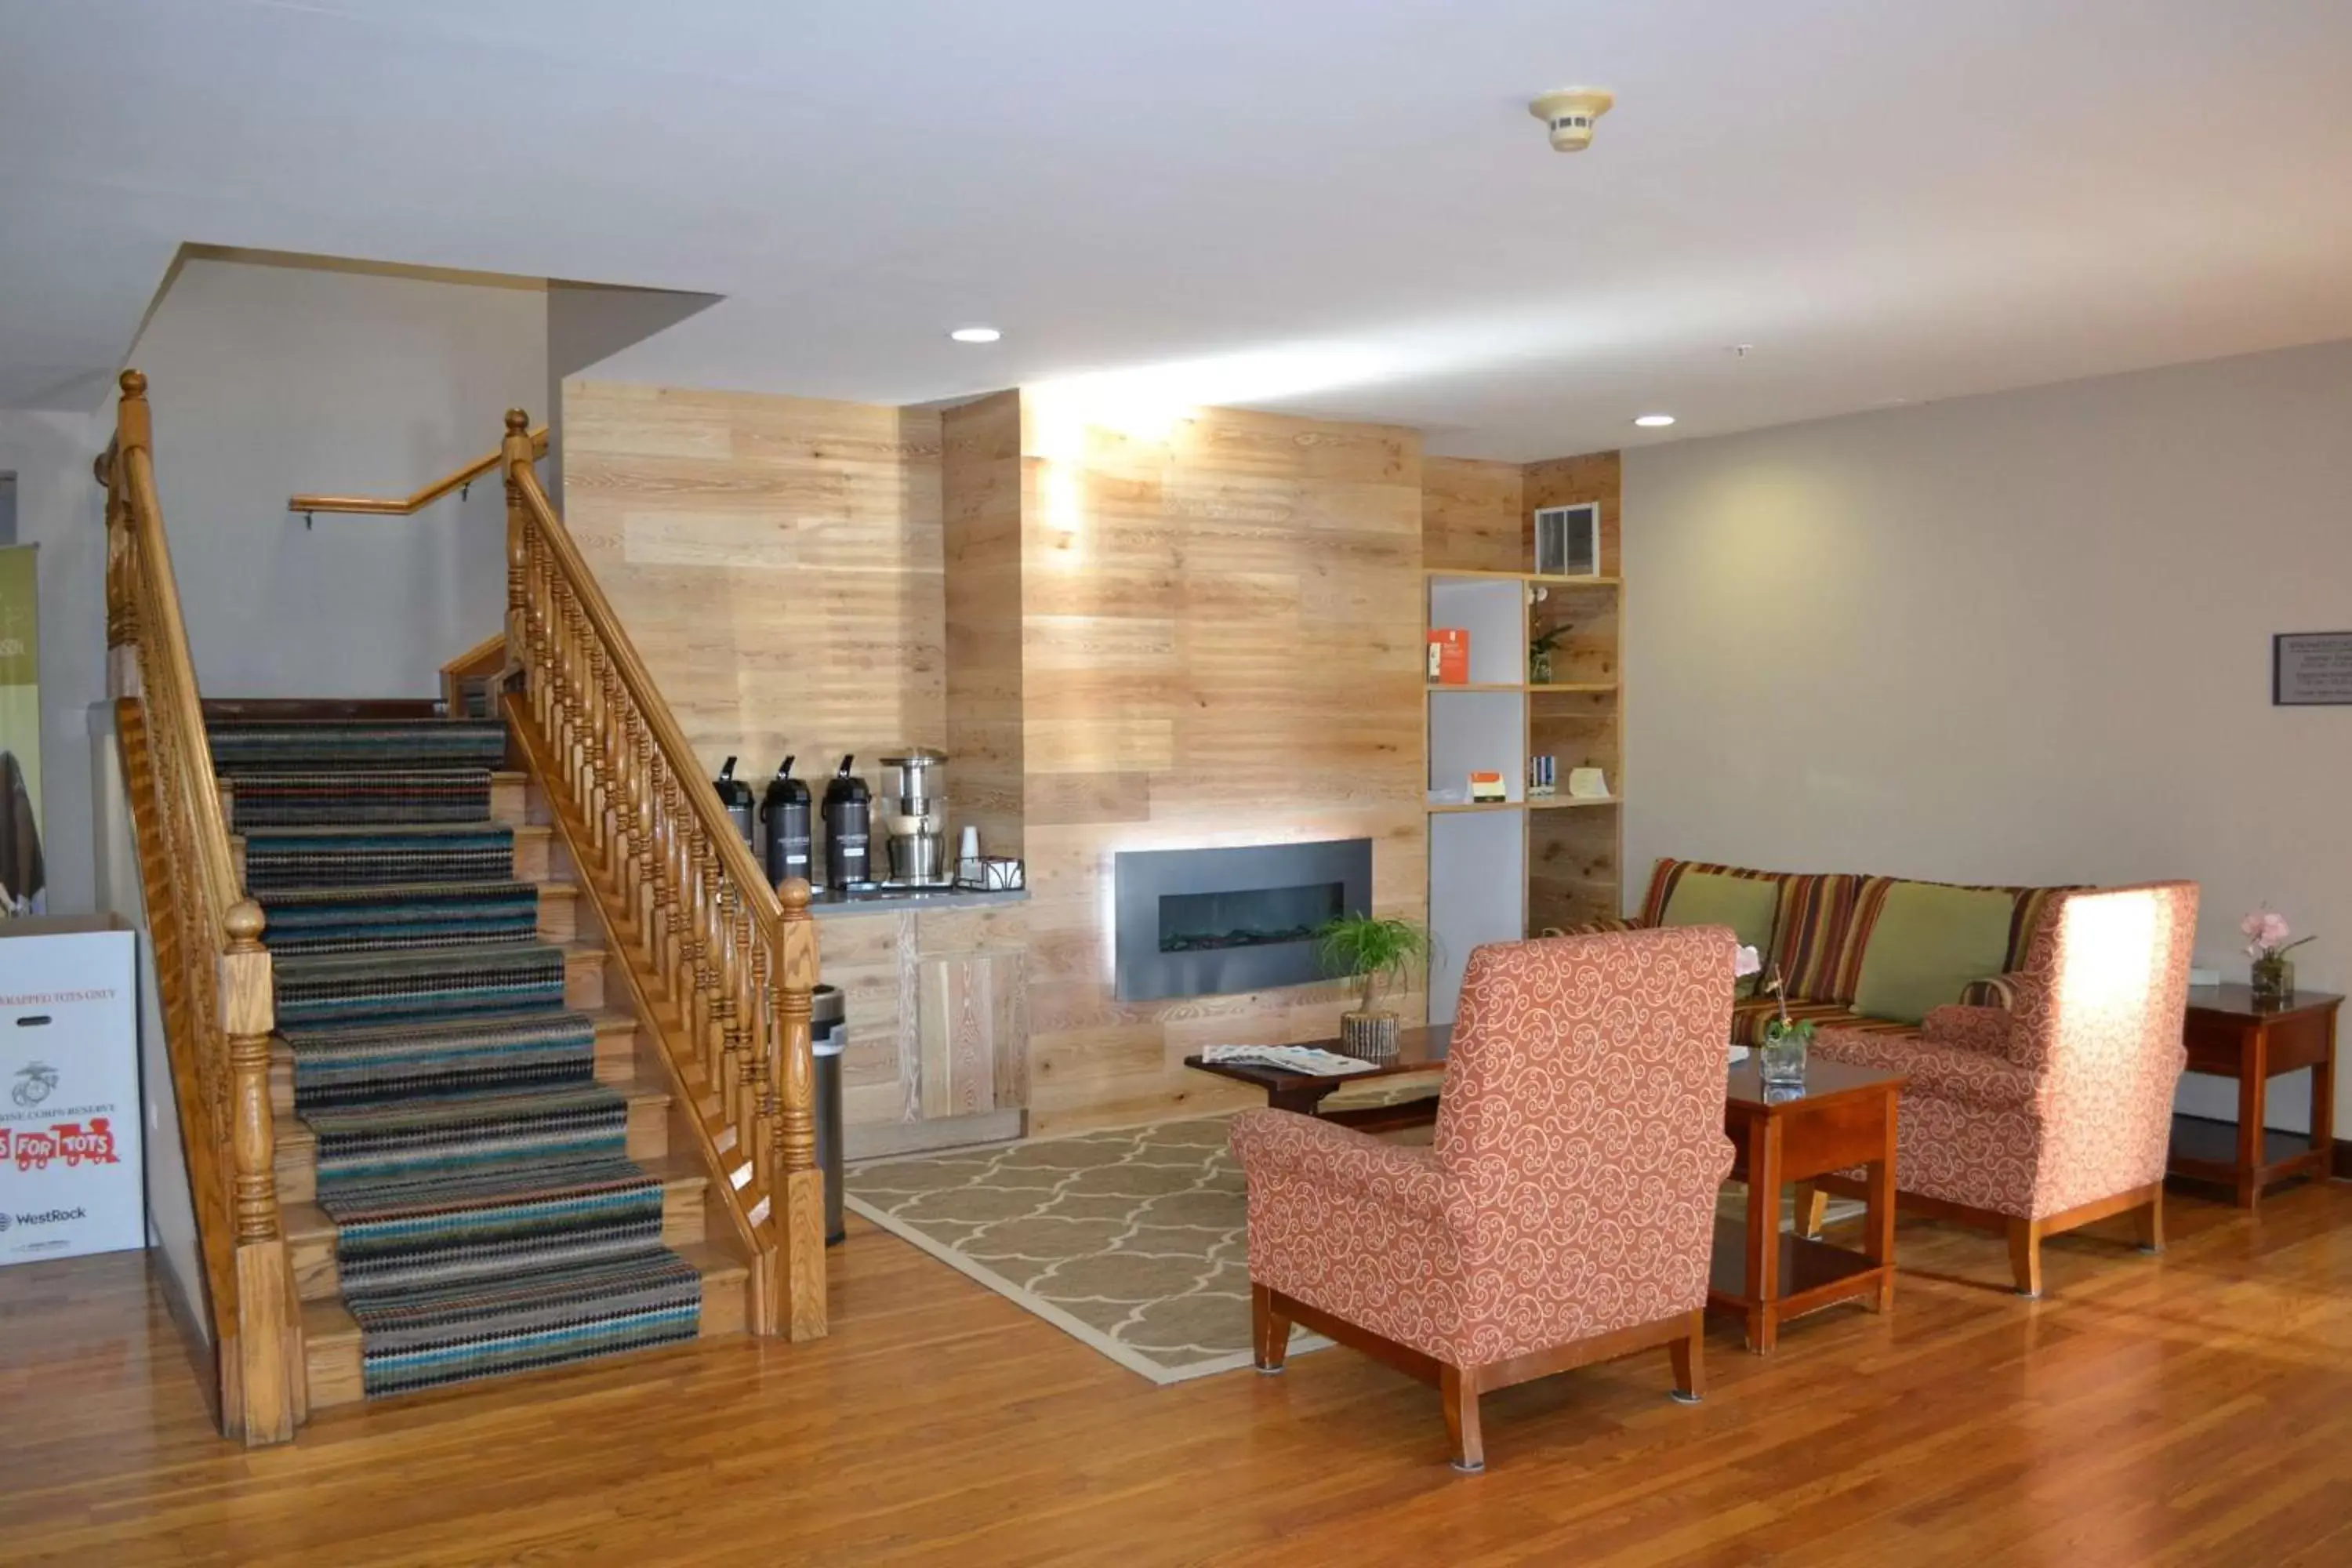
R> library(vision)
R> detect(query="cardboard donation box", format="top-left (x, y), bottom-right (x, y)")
top-left (0, 916), bottom-right (143, 1264)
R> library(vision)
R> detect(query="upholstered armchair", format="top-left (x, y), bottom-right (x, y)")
top-left (1807, 881), bottom-right (2198, 1296)
top-left (1229, 927), bottom-right (1738, 1471)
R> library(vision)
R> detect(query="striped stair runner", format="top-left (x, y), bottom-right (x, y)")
top-left (212, 713), bottom-right (700, 1398)
top-left (256, 880), bottom-right (541, 956)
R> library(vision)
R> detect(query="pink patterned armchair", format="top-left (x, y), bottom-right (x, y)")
top-left (1808, 881), bottom-right (2198, 1296)
top-left (1230, 927), bottom-right (1738, 1471)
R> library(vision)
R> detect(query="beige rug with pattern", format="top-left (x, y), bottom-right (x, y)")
top-left (846, 1115), bottom-right (1858, 1385)
top-left (846, 1117), bottom-right (1331, 1384)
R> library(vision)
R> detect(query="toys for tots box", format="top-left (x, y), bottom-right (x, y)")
top-left (0, 916), bottom-right (143, 1264)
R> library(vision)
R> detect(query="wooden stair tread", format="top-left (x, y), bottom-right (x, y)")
top-left (300, 1241), bottom-right (753, 1406)
top-left (303, 1241), bottom-right (748, 1344)
top-left (231, 822), bottom-right (551, 844)
top-left (268, 1004), bottom-right (638, 1116)
top-left (281, 1151), bottom-right (712, 1245)
top-left (274, 1067), bottom-right (672, 1157)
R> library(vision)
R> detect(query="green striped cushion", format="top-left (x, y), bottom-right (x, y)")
top-left (1636, 859), bottom-right (1860, 1003)
top-left (1830, 877), bottom-right (2086, 1004)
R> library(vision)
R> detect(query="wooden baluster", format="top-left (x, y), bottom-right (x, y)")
top-left (584, 643), bottom-right (612, 859)
top-left (772, 880), bottom-right (826, 1339)
top-left (749, 936), bottom-right (778, 1203)
top-left (502, 408), bottom-right (534, 707)
top-left (566, 604), bottom-right (595, 833)
top-left (221, 900), bottom-right (302, 1443)
top-left (712, 881), bottom-right (745, 1140)
top-left (688, 841), bottom-right (724, 1117)
top-left (627, 718), bottom-right (659, 949)
top-left (528, 538), bottom-right (556, 742)
top-left (731, 899), bottom-right (760, 1165)
top-left (654, 768), bottom-right (684, 991)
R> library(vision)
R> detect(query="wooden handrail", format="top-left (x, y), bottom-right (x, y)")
top-left (102, 369), bottom-right (303, 1446)
top-left (287, 426), bottom-right (548, 517)
top-left (498, 410), bottom-right (827, 1340)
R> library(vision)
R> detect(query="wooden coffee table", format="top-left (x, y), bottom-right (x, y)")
top-left (1183, 1024), bottom-right (1450, 1131)
top-left (1710, 1058), bottom-right (1905, 1353)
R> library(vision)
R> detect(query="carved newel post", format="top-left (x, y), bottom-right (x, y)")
top-left (773, 877), bottom-right (827, 1340)
top-left (221, 896), bottom-right (304, 1443)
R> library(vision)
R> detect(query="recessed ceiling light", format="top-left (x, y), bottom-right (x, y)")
top-left (949, 326), bottom-right (1001, 344)
top-left (1633, 413), bottom-right (1675, 428)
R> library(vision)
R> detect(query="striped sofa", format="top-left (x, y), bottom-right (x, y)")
top-left (1577, 858), bottom-right (2078, 1045)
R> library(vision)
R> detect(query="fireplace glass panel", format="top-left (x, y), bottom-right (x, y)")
top-left (1157, 882), bottom-right (1343, 954)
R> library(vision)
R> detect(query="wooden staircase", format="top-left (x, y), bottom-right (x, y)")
top-left (256, 731), bottom-right (753, 1410)
top-left (103, 372), bottom-right (826, 1445)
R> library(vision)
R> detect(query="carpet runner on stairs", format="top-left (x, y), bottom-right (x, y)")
top-left (212, 713), bottom-right (700, 1398)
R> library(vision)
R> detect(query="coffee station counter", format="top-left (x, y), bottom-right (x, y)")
top-left (805, 885), bottom-right (1029, 920)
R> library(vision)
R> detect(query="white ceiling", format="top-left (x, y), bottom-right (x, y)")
top-left (7, 0), bottom-right (2352, 458)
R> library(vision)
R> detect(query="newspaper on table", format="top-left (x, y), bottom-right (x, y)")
top-left (1199, 1044), bottom-right (1381, 1077)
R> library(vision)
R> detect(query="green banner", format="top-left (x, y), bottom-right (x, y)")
top-left (0, 546), bottom-right (42, 916)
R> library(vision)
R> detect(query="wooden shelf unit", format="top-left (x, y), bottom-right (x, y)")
top-left (1423, 563), bottom-right (1624, 1025)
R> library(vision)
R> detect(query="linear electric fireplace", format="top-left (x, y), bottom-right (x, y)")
top-left (1113, 839), bottom-right (1373, 1003)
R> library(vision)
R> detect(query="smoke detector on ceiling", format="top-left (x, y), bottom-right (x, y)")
top-left (1529, 87), bottom-right (1615, 151)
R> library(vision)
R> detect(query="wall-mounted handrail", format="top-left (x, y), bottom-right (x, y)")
top-left (287, 426), bottom-right (548, 518)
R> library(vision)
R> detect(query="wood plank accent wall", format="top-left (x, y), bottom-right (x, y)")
top-left (941, 390), bottom-right (1026, 858)
top-left (1011, 400), bottom-right (1432, 1136)
top-left (1421, 456), bottom-right (1526, 572)
top-left (560, 380), bottom-right (948, 783)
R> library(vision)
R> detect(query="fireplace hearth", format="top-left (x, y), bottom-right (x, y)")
top-left (1114, 840), bottom-right (1372, 1003)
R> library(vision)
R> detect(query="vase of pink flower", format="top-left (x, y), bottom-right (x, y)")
top-left (2243, 907), bottom-right (2314, 1008)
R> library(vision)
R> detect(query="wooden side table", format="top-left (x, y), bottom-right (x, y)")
top-left (2169, 985), bottom-right (2343, 1208)
top-left (1181, 1025), bottom-right (1449, 1132)
top-left (1708, 1059), bottom-right (1904, 1353)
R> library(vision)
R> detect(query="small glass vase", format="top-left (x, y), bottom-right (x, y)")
top-left (2250, 955), bottom-right (2296, 1008)
top-left (1759, 1023), bottom-right (1808, 1091)
top-left (1530, 648), bottom-right (1555, 685)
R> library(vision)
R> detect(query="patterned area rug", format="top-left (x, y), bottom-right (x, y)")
top-left (848, 1116), bottom-right (1866, 1385)
top-left (848, 1119), bottom-right (1330, 1384)
top-left (212, 714), bottom-right (698, 1399)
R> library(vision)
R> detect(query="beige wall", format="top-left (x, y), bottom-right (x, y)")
top-left (1624, 338), bottom-right (2352, 1132)
top-left (127, 256), bottom-right (546, 699)
top-left (560, 380), bottom-right (946, 789)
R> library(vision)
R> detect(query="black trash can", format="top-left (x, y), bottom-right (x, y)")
top-left (811, 982), bottom-right (847, 1245)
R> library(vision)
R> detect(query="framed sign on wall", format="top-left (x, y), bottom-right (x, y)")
top-left (2273, 631), bottom-right (2352, 706)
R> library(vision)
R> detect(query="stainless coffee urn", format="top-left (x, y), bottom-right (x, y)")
top-left (880, 748), bottom-right (949, 885)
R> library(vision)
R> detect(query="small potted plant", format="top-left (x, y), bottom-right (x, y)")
top-left (1757, 961), bottom-right (1814, 1090)
top-left (1317, 913), bottom-right (1429, 1060)
top-left (1529, 624), bottom-right (1570, 686)
top-left (2243, 906), bottom-right (2315, 1007)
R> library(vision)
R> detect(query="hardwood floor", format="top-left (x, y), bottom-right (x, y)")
top-left (4, 1181), bottom-right (2350, 1566)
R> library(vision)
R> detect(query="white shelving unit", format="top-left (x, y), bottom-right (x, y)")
top-left (1423, 568), bottom-right (1624, 1024)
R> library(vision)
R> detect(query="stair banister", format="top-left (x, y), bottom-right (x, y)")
top-left (100, 369), bottom-right (304, 1445)
top-left (497, 410), bottom-right (826, 1339)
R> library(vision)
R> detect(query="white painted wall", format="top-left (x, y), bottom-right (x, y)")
top-left (126, 257), bottom-right (545, 699)
top-left (1624, 338), bottom-right (2352, 1133)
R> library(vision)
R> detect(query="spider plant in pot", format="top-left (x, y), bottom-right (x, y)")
top-left (1318, 913), bottom-right (1429, 1060)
